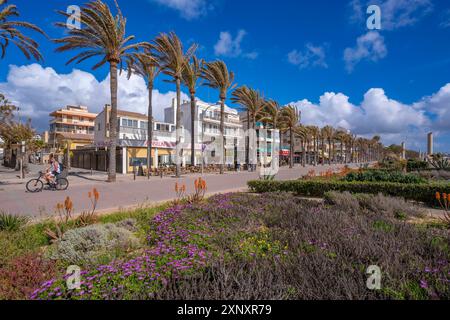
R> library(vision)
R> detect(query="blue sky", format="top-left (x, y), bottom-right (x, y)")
top-left (1, 0), bottom-right (450, 152)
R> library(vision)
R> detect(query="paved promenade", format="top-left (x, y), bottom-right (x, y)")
top-left (0, 164), bottom-right (356, 218)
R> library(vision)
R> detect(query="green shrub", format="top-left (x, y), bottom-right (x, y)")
top-left (407, 159), bottom-right (428, 172)
top-left (343, 170), bottom-right (426, 184)
top-left (248, 180), bottom-right (450, 205)
top-left (49, 220), bottom-right (140, 266)
top-left (0, 212), bottom-right (28, 232)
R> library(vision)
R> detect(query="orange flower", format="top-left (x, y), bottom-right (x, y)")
top-left (436, 192), bottom-right (441, 200)
top-left (175, 182), bottom-right (179, 193)
top-left (448, 194), bottom-right (450, 202)
top-left (64, 196), bottom-right (73, 211)
top-left (93, 188), bottom-right (99, 201)
top-left (194, 178), bottom-right (199, 190)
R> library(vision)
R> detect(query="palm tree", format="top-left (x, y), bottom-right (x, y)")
top-left (262, 99), bottom-right (281, 129)
top-left (127, 49), bottom-right (160, 178)
top-left (307, 126), bottom-right (320, 166)
top-left (261, 99), bottom-right (282, 166)
top-left (341, 132), bottom-right (352, 163)
top-left (182, 56), bottom-right (202, 167)
top-left (0, 0), bottom-right (45, 61)
top-left (372, 135), bottom-right (381, 161)
top-left (349, 134), bottom-right (357, 163)
top-left (54, 0), bottom-right (150, 182)
top-left (335, 130), bottom-right (348, 164)
top-left (295, 125), bottom-right (309, 167)
top-left (231, 86), bottom-right (265, 169)
top-left (201, 60), bottom-right (235, 174)
top-left (356, 137), bottom-right (366, 163)
top-left (153, 32), bottom-right (197, 178)
top-left (279, 105), bottom-right (300, 168)
top-left (321, 126), bottom-right (335, 165)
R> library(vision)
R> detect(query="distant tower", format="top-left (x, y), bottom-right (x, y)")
top-left (401, 142), bottom-right (406, 160)
top-left (427, 132), bottom-right (434, 156)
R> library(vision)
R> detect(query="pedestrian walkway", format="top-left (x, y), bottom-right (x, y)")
top-left (0, 163), bottom-right (358, 217)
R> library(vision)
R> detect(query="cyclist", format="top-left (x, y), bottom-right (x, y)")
top-left (45, 154), bottom-right (61, 187)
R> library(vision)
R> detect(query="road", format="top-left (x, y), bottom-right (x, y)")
top-left (0, 164), bottom-right (356, 218)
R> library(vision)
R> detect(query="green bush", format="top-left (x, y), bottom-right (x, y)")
top-left (407, 159), bottom-right (428, 172)
top-left (343, 170), bottom-right (426, 184)
top-left (0, 212), bottom-right (28, 232)
top-left (49, 220), bottom-right (140, 266)
top-left (248, 180), bottom-right (450, 205)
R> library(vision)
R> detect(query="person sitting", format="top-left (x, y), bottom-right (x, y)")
top-left (44, 154), bottom-right (61, 187)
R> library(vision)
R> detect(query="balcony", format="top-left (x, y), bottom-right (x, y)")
top-left (120, 126), bottom-right (175, 139)
top-left (203, 115), bottom-right (242, 126)
top-left (50, 118), bottom-right (94, 126)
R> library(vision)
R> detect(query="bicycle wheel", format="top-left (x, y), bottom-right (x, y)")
top-left (26, 179), bottom-right (44, 193)
top-left (55, 178), bottom-right (69, 191)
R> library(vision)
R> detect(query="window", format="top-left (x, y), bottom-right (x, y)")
top-left (121, 118), bottom-right (127, 126)
top-left (140, 121), bottom-right (148, 129)
top-left (97, 123), bottom-right (101, 131)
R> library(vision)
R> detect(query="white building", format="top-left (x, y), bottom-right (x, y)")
top-left (73, 105), bottom-right (177, 174)
top-left (164, 99), bottom-right (245, 166)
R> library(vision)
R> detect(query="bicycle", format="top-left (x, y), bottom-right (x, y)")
top-left (26, 171), bottom-right (69, 192)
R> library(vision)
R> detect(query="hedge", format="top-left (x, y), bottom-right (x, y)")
top-left (247, 180), bottom-right (450, 206)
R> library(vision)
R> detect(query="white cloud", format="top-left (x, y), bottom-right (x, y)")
top-left (441, 9), bottom-right (450, 28)
top-left (414, 83), bottom-right (450, 130)
top-left (150, 0), bottom-right (211, 20)
top-left (350, 0), bottom-right (433, 30)
top-left (0, 64), bottom-right (188, 131)
top-left (344, 31), bottom-right (387, 72)
top-left (290, 84), bottom-right (450, 150)
top-left (214, 30), bottom-right (258, 59)
top-left (288, 44), bottom-right (328, 70)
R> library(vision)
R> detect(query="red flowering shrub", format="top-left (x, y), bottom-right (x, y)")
top-left (0, 252), bottom-right (58, 300)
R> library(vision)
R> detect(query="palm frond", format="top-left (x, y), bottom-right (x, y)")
top-left (0, 1), bottom-right (45, 61)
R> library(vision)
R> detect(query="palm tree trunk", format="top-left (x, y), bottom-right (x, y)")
top-left (328, 139), bottom-right (331, 165)
top-left (253, 115), bottom-right (257, 170)
top-left (246, 111), bottom-right (250, 168)
top-left (190, 93), bottom-right (196, 167)
top-left (219, 98), bottom-right (225, 174)
top-left (289, 128), bottom-right (294, 169)
top-left (147, 83), bottom-right (153, 179)
top-left (321, 139), bottom-right (325, 165)
top-left (305, 140), bottom-right (308, 166)
top-left (108, 61), bottom-right (118, 183)
top-left (175, 78), bottom-right (181, 178)
top-left (314, 137), bottom-right (317, 166)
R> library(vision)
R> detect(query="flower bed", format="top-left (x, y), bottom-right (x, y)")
top-left (31, 193), bottom-right (450, 300)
